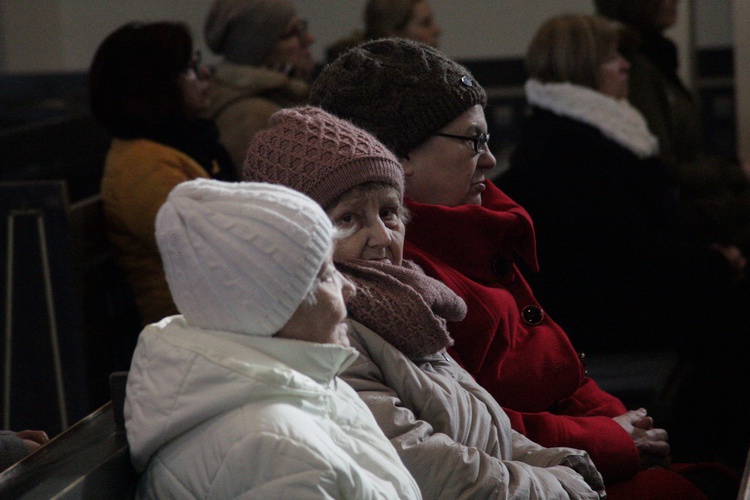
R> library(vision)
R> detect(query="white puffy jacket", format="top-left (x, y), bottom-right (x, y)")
top-left (124, 316), bottom-right (422, 499)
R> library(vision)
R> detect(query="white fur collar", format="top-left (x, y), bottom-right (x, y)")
top-left (524, 79), bottom-right (659, 159)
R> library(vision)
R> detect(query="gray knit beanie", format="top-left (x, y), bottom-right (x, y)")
top-left (155, 179), bottom-right (333, 336)
top-left (204, 0), bottom-right (295, 66)
top-left (309, 38), bottom-right (487, 159)
top-left (243, 106), bottom-right (404, 209)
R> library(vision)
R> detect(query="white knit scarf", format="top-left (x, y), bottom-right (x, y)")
top-left (524, 79), bottom-right (659, 159)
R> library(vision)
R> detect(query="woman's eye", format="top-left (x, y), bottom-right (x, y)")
top-left (380, 208), bottom-right (399, 222)
top-left (337, 214), bottom-right (355, 225)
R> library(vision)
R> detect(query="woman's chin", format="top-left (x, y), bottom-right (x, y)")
top-left (331, 322), bottom-right (350, 347)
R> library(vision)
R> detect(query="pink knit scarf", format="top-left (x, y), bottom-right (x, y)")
top-left (336, 259), bottom-right (467, 358)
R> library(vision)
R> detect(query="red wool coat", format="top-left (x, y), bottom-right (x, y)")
top-left (403, 181), bottom-right (714, 497)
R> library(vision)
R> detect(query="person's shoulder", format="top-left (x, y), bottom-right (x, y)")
top-left (345, 319), bottom-right (390, 360)
top-left (107, 138), bottom-right (208, 177)
top-left (211, 62), bottom-right (292, 94)
top-left (107, 138), bottom-right (188, 162)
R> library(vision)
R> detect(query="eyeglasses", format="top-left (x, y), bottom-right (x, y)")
top-left (280, 19), bottom-right (309, 40)
top-left (434, 132), bottom-right (490, 154)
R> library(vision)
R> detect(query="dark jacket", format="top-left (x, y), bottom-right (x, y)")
top-left (501, 100), bottom-right (733, 354)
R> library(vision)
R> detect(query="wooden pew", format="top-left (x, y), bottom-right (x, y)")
top-left (0, 372), bottom-right (137, 499)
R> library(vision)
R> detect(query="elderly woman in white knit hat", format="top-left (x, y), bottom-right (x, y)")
top-left (244, 105), bottom-right (606, 499)
top-left (123, 179), bottom-right (421, 499)
top-left (202, 0), bottom-right (315, 171)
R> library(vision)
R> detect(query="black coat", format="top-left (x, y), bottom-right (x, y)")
top-left (499, 108), bottom-right (733, 353)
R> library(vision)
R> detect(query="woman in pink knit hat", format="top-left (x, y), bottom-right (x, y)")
top-left (243, 105), bottom-right (606, 499)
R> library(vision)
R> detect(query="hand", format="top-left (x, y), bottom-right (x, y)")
top-left (613, 408), bottom-right (671, 469)
top-left (710, 243), bottom-right (747, 281)
top-left (15, 429), bottom-right (49, 453)
top-left (561, 454), bottom-right (607, 498)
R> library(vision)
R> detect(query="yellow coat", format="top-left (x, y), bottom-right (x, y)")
top-left (100, 139), bottom-right (209, 325)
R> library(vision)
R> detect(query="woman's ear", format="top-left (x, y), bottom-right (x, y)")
top-left (400, 156), bottom-right (414, 177)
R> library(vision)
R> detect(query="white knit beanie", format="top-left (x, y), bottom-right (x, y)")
top-left (155, 178), bottom-right (333, 336)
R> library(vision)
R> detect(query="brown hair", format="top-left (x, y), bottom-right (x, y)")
top-left (88, 22), bottom-right (193, 138)
top-left (525, 14), bottom-right (623, 89)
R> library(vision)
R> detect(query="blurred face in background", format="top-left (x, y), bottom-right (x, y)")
top-left (180, 52), bottom-right (212, 117)
top-left (265, 15), bottom-right (316, 79)
top-left (596, 49), bottom-right (631, 99)
top-left (397, 1), bottom-right (442, 48)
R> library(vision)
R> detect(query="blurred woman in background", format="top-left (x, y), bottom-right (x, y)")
top-left (203, 0), bottom-right (316, 170)
top-left (596, 0), bottom-right (750, 256)
top-left (89, 21), bottom-right (235, 327)
top-left (326, 0), bottom-right (441, 62)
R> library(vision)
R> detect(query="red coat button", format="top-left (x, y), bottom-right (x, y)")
top-left (521, 305), bottom-right (544, 325)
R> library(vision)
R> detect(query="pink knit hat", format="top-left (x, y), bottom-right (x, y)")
top-left (242, 106), bottom-right (404, 208)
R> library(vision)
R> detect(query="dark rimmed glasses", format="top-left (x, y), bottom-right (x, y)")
top-left (434, 132), bottom-right (490, 154)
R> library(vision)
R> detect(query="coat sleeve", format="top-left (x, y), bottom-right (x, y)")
top-left (342, 333), bottom-right (600, 499)
top-left (503, 403), bottom-right (639, 483)
top-left (553, 377), bottom-right (628, 417)
top-left (137, 431), bottom-right (344, 500)
top-left (215, 433), bottom-right (343, 500)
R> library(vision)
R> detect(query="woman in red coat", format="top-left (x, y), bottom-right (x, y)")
top-left (310, 37), bottom-right (738, 498)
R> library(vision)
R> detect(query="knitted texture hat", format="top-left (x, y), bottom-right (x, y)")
top-left (309, 38), bottom-right (487, 158)
top-left (204, 0), bottom-right (295, 66)
top-left (155, 178), bottom-right (333, 336)
top-left (243, 106), bottom-right (404, 209)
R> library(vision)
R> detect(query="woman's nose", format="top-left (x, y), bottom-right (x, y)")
top-left (303, 31), bottom-right (315, 47)
top-left (477, 147), bottom-right (497, 171)
top-left (198, 65), bottom-right (213, 80)
top-left (367, 219), bottom-right (392, 246)
top-left (340, 275), bottom-right (356, 302)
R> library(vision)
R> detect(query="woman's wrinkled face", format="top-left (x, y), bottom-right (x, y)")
top-left (275, 253), bottom-right (355, 347)
top-left (327, 184), bottom-right (406, 266)
top-left (402, 105), bottom-right (496, 206)
top-left (265, 15), bottom-right (316, 80)
top-left (397, 1), bottom-right (442, 48)
top-left (596, 50), bottom-right (631, 99)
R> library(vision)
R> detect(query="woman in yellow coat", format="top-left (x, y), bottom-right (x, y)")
top-left (89, 21), bottom-right (236, 326)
